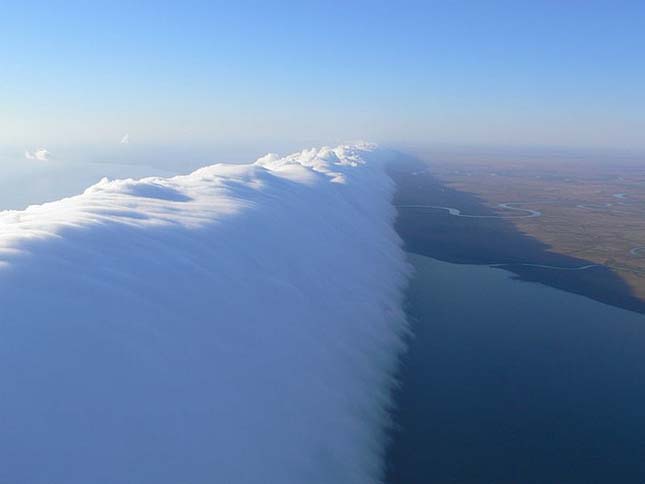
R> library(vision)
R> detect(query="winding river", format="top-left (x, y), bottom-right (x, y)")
top-left (631, 246), bottom-right (645, 257)
top-left (395, 202), bottom-right (543, 218)
top-left (398, 201), bottom-right (644, 262)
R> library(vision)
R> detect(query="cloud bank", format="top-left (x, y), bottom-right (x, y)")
top-left (0, 145), bottom-right (409, 484)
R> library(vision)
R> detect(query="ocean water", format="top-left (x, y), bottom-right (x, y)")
top-left (387, 253), bottom-right (645, 484)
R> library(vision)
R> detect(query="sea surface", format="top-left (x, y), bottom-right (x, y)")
top-left (386, 253), bottom-right (645, 483)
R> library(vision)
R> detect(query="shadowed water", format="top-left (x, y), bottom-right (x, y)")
top-left (386, 153), bottom-right (645, 483)
top-left (387, 254), bottom-right (645, 483)
top-left (387, 153), bottom-right (645, 314)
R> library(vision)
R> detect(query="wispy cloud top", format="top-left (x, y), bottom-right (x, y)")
top-left (120, 134), bottom-right (129, 144)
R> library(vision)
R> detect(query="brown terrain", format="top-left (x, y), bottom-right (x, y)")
top-left (427, 158), bottom-right (645, 300)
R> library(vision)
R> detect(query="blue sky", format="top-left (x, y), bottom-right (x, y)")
top-left (1, 0), bottom-right (643, 160)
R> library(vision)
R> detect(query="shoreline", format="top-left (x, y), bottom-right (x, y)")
top-left (387, 155), bottom-right (645, 314)
top-left (386, 253), bottom-right (645, 483)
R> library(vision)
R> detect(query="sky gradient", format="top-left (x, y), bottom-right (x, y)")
top-left (1, 0), bottom-right (644, 161)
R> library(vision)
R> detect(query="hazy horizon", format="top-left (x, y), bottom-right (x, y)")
top-left (2, 1), bottom-right (644, 160)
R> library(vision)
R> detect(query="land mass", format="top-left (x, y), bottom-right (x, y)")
top-left (389, 152), bottom-right (645, 313)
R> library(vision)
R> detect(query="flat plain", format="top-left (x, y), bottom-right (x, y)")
top-left (427, 157), bottom-right (645, 301)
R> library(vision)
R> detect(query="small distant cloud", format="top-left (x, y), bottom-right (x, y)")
top-left (120, 134), bottom-right (129, 144)
top-left (25, 148), bottom-right (51, 161)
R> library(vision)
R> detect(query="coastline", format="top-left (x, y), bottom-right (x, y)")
top-left (386, 253), bottom-right (645, 483)
top-left (387, 154), bottom-right (645, 314)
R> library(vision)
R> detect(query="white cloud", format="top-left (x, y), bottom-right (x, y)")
top-left (120, 133), bottom-right (129, 144)
top-left (0, 144), bottom-right (409, 484)
top-left (24, 148), bottom-right (51, 161)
